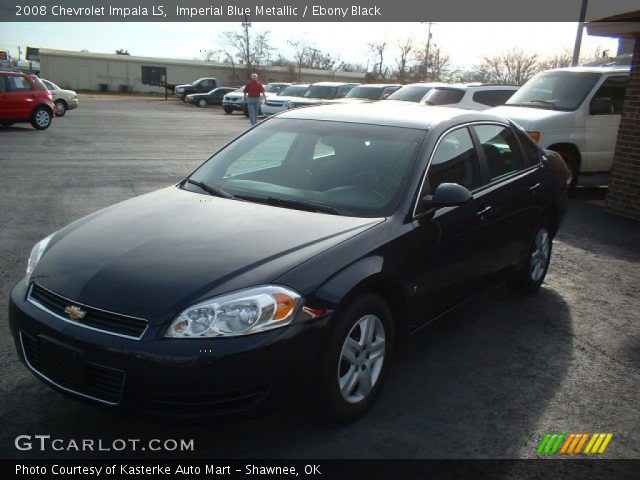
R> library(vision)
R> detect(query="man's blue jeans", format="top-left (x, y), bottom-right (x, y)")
top-left (247, 97), bottom-right (261, 125)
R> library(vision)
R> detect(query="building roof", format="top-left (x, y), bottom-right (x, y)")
top-left (38, 48), bottom-right (365, 79)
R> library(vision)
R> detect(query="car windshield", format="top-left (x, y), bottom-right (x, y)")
top-left (386, 86), bottom-right (433, 102)
top-left (187, 118), bottom-right (424, 217)
top-left (423, 88), bottom-right (465, 105)
top-left (345, 86), bottom-right (384, 100)
top-left (278, 85), bottom-right (308, 97)
top-left (303, 85), bottom-right (339, 99)
top-left (264, 84), bottom-right (282, 93)
top-left (506, 71), bottom-right (601, 111)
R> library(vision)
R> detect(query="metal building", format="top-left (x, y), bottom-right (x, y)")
top-left (38, 48), bottom-right (365, 93)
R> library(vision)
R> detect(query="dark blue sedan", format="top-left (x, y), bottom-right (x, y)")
top-left (10, 103), bottom-right (568, 421)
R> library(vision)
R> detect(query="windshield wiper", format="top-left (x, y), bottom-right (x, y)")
top-left (507, 101), bottom-right (558, 110)
top-left (184, 179), bottom-right (235, 199)
top-left (528, 100), bottom-right (558, 108)
top-left (236, 194), bottom-right (340, 215)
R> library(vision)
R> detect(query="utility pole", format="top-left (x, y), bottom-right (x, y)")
top-left (572, 0), bottom-right (588, 66)
top-left (242, 13), bottom-right (251, 77)
top-left (17, 46), bottom-right (22, 61)
top-left (421, 22), bottom-right (436, 79)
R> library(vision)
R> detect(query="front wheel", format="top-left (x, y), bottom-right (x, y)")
top-left (223, 106), bottom-right (233, 114)
top-left (30, 107), bottom-right (52, 130)
top-left (507, 222), bottom-right (553, 294)
top-left (198, 99), bottom-right (207, 108)
top-left (55, 100), bottom-right (67, 117)
top-left (316, 294), bottom-right (394, 422)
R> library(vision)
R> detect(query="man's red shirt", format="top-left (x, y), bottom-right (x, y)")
top-left (244, 80), bottom-right (265, 97)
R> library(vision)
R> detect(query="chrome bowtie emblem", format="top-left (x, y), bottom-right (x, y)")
top-left (64, 305), bottom-right (86, 320)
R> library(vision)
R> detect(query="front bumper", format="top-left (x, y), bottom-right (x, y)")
top-left (67, 98), bottom-right (79, 110)
top-left (9, 279), bottom-right (330, 417)
top-left (222, 99), bottom-right (244, 111)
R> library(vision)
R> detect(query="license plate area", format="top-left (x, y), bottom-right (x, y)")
top-left (38, 335), bottom-right (86, 386)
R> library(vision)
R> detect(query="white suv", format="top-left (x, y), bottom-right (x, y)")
top-left (491, 66), bottom-right (630, 187)
top-left (422, 84), bottom-right (519, 110)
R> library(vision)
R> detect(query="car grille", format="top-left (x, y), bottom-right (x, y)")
top-left (20, 331), bottom-right (126, 404)
top-left (28, 284), bottom-right (148, 339)
top-left (149, 385), bottom-right (270, 416)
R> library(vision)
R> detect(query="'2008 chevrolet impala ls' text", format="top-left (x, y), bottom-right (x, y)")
top-left (9, 102), bottom-right (568, 421)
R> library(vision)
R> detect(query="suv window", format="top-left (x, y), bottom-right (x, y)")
top-left (473, 124), bottom-right (525, 182)
top-left (590, 76), bottom-right (628, 115)
top-left (424, 88), bottom-right (465, 106)
top-left (428, 127), bottom-right (482, 191)
top-left (336, 85), bottom-right (354, 98)
top-left (8, 75), bottom-right (33, 91)
top-left (472, 89), bottom-right (516, 107)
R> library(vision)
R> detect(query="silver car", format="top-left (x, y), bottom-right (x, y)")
top-left (41, 79), bottom-right (79, 117)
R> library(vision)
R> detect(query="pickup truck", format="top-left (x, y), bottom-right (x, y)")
top-left (175, 77), bottom-right (217, 101)
top-left (490, 65), bottom-right (630, 187)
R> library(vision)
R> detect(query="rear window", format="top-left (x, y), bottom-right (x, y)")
top-left (278, 85), bottom-right (308, 97)
top-left (7, 75), bottom-right (33, 91)
top-left (472, 89), bottom-right (516, 107)
top-left (345, 86), bottom-right (385, 100)
top-left (423, 88), bottom-right (465, 106)
top-left (386, 85), bottom-right (432, 102)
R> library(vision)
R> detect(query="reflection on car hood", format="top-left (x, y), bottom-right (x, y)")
top-left (34, 187), bottom-right (382, 324)
top-left (490, 105), bottom-right (576, 130)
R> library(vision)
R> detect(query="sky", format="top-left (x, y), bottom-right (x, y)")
top-left (1, 22), bottom-right (620, 70)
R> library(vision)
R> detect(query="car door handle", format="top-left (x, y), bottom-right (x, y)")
top-left (476, 206), bottom-right (493, 221)
top-left (529, 182), bottom-right (542, 192)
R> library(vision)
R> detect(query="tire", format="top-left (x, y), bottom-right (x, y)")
top-left (553, 149), bottom-right (579, 189)
top-left (30, 107), bottom-right (52, 130)
top-left (506, 221), bottom-right (553, 295)
top-left (54, 100), bottom-right (67, 117)
top-left (223, 107), bottom-right (233, 114)
top-left (315, 294), bottom-right (394, 422)
top-left (198, 99), bottom-right (207, 108)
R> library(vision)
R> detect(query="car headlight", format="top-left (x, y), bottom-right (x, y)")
top-left (165, 286), bottom-right (302, 338)
top-left (26, 234), bottom-right (53, 279)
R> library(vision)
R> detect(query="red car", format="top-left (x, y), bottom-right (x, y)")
top-left (0, 70), bottom-right (56, 130)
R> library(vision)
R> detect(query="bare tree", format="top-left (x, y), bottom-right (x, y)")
top-left (414, 43), bottom-right (450, 81)
top-left (368, 41), bottom-right (388, 80)
top-left (475, 48), bottom-right (539, 85)
top-left (287, 39), bottom-right (310, 81)
top-left (395, 37), bottom-right (414, 84)
top-left (220, 28), bottom-right (274, 79)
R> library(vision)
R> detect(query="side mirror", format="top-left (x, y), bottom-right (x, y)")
top-left (421, 183), bottom-right (473, 209)
top-left (590, 97), bottom-right (614, 115)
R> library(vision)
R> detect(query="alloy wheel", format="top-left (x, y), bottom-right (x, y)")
top-left (35, 110), bottom-right (51, 127)
top-left (530, 227), bottom-right (551, 282)
top-left (338, 314), bottom-right (386, 404)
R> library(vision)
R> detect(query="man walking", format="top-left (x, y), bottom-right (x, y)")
top-left (243, 73), bottom-right (267, 126)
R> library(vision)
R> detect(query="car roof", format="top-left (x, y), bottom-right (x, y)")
top-left (276, 101), bottom-right (511, 130)
top-left (310, 82), bottom-right (359, 86)
top-left (431, 84), bottom-right (520, 90)
top-left (545, 65), bottom-right (630, 74)
top-left (351, 83), bottom-right (401, 88)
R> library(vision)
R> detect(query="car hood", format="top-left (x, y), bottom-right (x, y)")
top-left (323, 98), bottom-right (375, 105)
top-left (266, 96), bottom-right (300, 103)
top-left (291, 98), bottom-right (326, 105)
top-left (490, 105), bottom-right (576, 130)
top-left (34, 187), bottom-right (382, 324)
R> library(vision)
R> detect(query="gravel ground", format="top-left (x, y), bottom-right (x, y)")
top-left (0, 97), bottom-right (638, 460)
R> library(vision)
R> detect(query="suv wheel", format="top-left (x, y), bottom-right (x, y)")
top-left (553, 149), bottom-right (579, 189)
top-left (316, 294), bottom-right (394, 422)
top-left (30, 107), bottom-right (52, 130)
top-left (55, 100), bottom-right (67, 117)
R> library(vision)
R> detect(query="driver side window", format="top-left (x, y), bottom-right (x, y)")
top-left (427, 128), bottom-right (481, 192)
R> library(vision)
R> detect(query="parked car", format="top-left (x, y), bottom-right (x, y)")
top-left (0, 70), bottom-right (55, 130)
top-left (175, 78), bottom-right (218, 101)
top-left (262, 84), bottom-right (309, 116)
top-left (185, 87), bottom-right (237, 107)
top-left (223, 83), bottom-right (291, 115)
top-left (288, 82), bottom-right (359, 109)
top-left (324, 84), bottom-right (401, 105)
top-left (40, 78), bottom-right (79, 116)
top-left (490, 65), bottom-right (630, 187)
top-left (385, 82), bottom-right (446, 102)
top-left (10, 103), bottom-right (568, 421)
top-left (423, 84), bottom-right (519, 110)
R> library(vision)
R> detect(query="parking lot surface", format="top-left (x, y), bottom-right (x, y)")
top-left (1, 97), bottom-right (639, 459)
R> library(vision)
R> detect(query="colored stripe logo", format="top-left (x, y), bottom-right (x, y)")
top-left (537, 433), bottom-right (613, 455)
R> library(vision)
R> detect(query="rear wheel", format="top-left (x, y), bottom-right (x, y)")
top-left (507, 222), bottom-right (553, 294)
top-left (198, 99), bottom-right (207, 108)
top-left (30, 107), bottom-right (52, 130)
top-left (1, 121), bottom-right (14, 127)
top-left (315, 294), bottom-right (394, 422)
top-left (54, 100), bottom-right (67, 117)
